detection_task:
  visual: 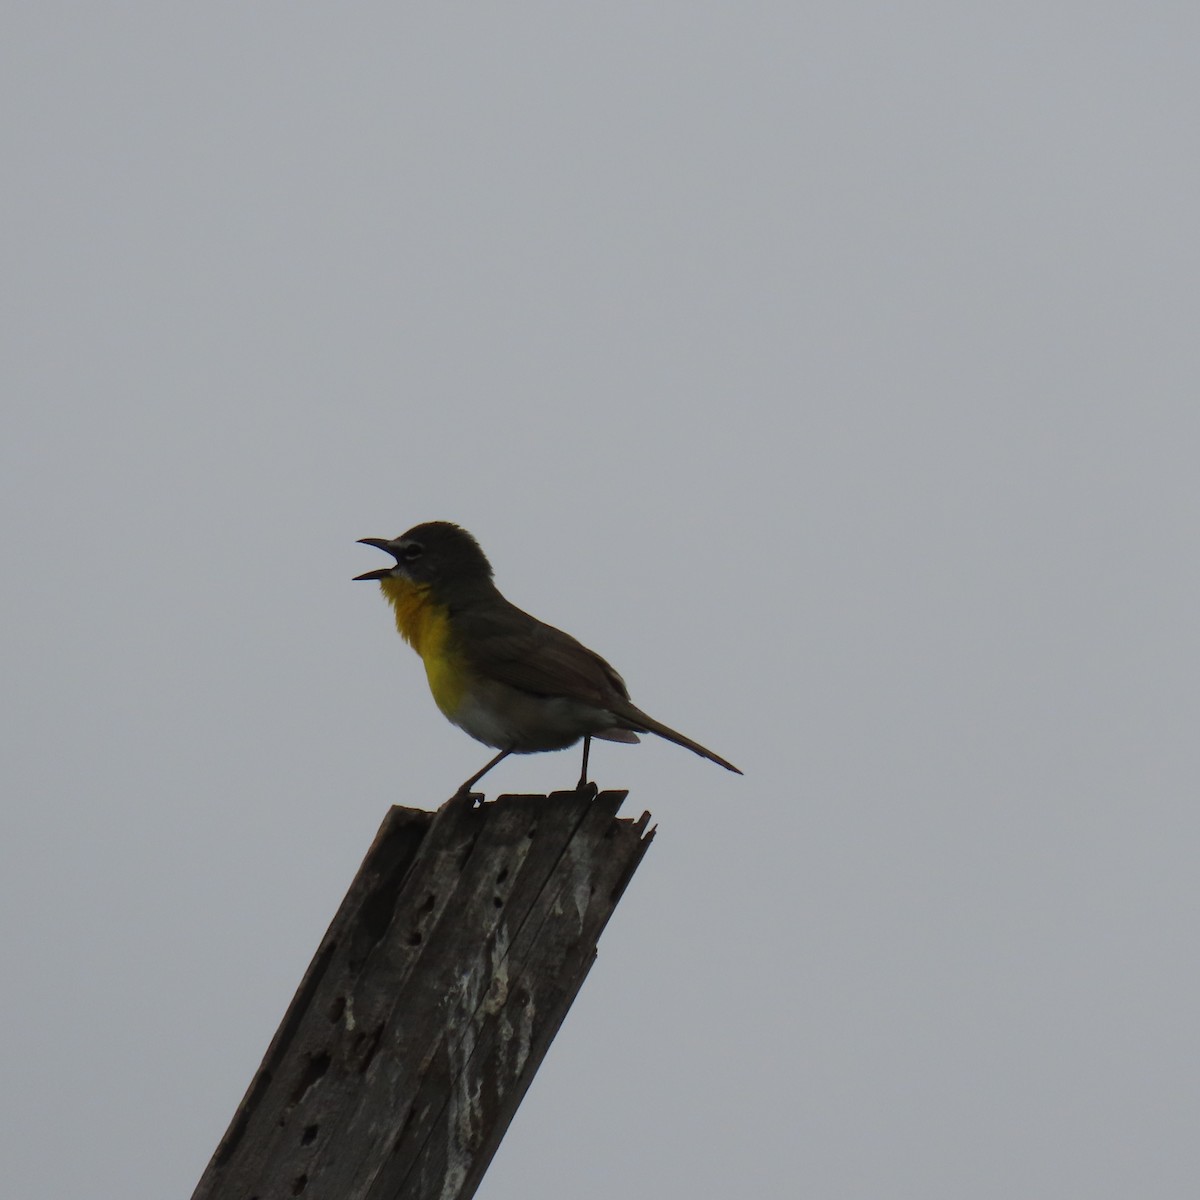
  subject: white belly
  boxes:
[450,680,618,752]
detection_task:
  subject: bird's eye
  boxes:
[400,542,423,561]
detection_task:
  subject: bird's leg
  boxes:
[454,748,513,799]
[577,735,592,792]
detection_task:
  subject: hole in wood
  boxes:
[288,1051,331,1107]
[301,1124,319,1146]
[356,1022,386,1074]
[418,893,436,914]
[492,895,503,909]
[291,1172,308,1195]
[408,930,422,946]
[526,823,538,838]
[327,996,345,1023]
[496,867,509,884]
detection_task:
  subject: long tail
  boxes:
[616,703,742,775]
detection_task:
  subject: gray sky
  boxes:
[5,5,1199,1197]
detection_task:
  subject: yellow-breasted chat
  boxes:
[354,521,742,796]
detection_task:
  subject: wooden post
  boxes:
[192,788,654,1200]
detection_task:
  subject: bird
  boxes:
[354,521,742,796]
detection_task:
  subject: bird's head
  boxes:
[354,521,494,596]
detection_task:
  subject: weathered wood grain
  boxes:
[191,789,654,1200]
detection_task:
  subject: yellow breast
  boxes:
[379,577,468,718]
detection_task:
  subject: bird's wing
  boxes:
[455,598,742,773]
[454,601,631,707]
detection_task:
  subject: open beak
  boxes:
[354,537,400,581]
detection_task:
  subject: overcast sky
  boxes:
[5,5,1200,1198]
